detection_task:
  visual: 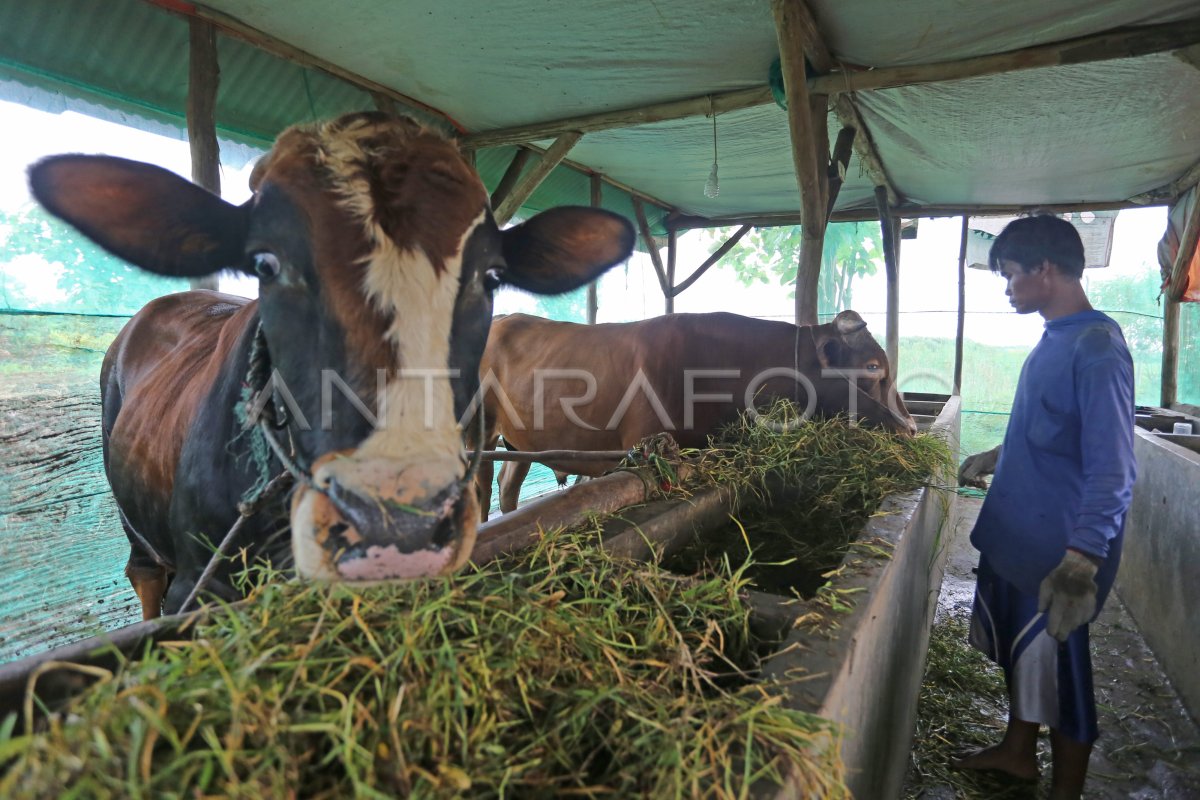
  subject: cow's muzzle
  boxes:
[290,454,478,581]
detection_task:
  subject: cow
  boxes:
[29,112,634,618]
[474,311,915,517]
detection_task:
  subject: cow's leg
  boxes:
[476,458,494,522]
[125,553,169,621]
[499,460,530,513]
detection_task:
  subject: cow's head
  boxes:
[812,310,916,435]
[29,112,634,582]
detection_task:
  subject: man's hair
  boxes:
[988,215,1086,279]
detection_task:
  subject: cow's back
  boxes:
[480,312,816,472]
[102,291,256,552]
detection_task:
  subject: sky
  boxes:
[1,97,1170,353]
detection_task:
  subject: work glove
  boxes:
[1038,549,1099,642]
[957,445,1001,489]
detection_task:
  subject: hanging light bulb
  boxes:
[703,103,719,198]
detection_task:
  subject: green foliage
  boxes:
[702,222,882,316]
[0,204,188,315]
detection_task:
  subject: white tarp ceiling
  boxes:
[162,0,1200,220]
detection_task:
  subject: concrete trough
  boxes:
[1117,412,1200,723]
[0,394,961,798]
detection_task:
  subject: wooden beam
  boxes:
[954,215,968,395]
[808,17,1200,95]
[876,186,900,372]
[587,174,601,324]
[669,199,1149,231]
[671,225,753,297]
[149,0,462,135]
[462,17,1200,156]
[633,197,671,299]
[493,132,582,225]
[489,148,536,210]
[825,126,856,218]
[773,0,830,326]
[1162,298,1180,408]
[831,96,900,206]
[187,18,220,291]
[462,86,772,150]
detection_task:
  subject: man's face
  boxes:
[998,258,1051,315]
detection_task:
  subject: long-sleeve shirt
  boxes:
[970,310,1137,608]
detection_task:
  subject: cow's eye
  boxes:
[866,363,881,373]
[253,252,281,281]
[483,267,504,292]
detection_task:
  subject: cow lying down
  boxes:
[474,311,916,517]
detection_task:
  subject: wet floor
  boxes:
[909,495,1200,799]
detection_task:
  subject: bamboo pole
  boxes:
[670,225,753,297]
[875,186,900,372]
[954,215,968,395]
[493,132,582,225]
[601,487,734,562]
[186,19,221,292]
[633,197,671,299]
[489,148,535,211]
[773,0,830,326]
[461,17,1200,151]
[587,173,602,324]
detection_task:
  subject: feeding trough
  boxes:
[0,394,959,797]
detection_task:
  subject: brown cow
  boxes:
[474,311,915,517]
[30,112,633,618]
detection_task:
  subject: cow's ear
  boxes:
[29,155,247,277]
[500,207,634,295]
[814,333,842,368]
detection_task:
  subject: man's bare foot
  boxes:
[952,744,1040,781]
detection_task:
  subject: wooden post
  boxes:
[1162,298,1180,408]
[875,186,900,373]
[954,215,968,396]
[187,19,221,291]
[826,126,856,218]
[587,174,601,324]
[666,228,677,314]
[772,0,831,326]
[670,224,752,296]
[489,148,535,211]
[493,131,582,226]
[633,197,671,303]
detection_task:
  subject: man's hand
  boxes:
[1038,549,1099,642]
[958,445,1001,489]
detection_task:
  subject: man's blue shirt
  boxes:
[970,310,1137,606]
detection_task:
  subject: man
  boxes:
[954,215,1137,800]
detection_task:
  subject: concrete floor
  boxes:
[919,495,1200,799]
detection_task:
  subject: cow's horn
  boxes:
[835,310,867,335]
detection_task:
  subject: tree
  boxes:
[701,222,882,318]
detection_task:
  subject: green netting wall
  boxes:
[1180,301,1200,409]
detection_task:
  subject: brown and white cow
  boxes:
[29,112,633,618]
[474,311,915,516]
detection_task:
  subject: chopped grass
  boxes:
[902,615,1042,799]
[1,526,847,799]
[674,403,954,596]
